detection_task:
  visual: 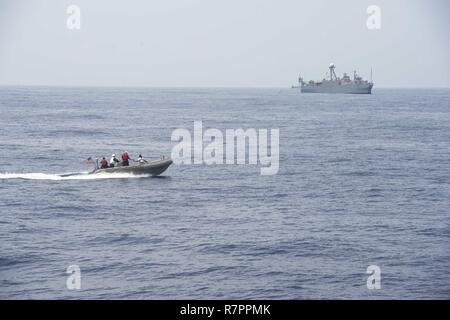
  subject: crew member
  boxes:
[137,154,147,164]
[100,157,109,169]
[110,154,120,168]
[121,151,130,166]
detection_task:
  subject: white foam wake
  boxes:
[0,172,150,181]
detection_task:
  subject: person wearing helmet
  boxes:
[109,154,120,168]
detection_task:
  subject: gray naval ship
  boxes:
[298,63,373,94]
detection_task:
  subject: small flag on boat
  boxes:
[84,157,93,164]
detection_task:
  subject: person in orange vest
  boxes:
[99,157,109,169]
[121,151,130,166]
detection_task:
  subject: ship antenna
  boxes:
[370,67,373,83]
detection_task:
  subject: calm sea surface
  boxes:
[0,87,449,299]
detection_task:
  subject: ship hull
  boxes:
[301,83,373,94]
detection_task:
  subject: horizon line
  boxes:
[0,84,450,90]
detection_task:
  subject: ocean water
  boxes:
[0,86,449,299]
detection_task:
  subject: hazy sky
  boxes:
[0,0,449,87]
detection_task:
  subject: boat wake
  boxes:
[0,172,151,181]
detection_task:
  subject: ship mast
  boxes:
[298,74,304,86]
[329,63,337,81]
